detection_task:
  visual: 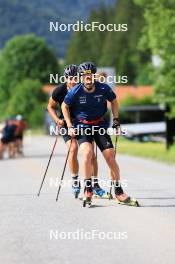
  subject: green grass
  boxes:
[115,137,175,164]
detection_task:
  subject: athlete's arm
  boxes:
[110,98,119,119]
[61,102,73,128]
[47,97,64,126]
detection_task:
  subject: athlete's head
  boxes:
[64,64,78,88]
[16,114,23,121]
[78,61,97,91]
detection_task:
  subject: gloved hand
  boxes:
[112,118,120,129]
[56,119,65,127]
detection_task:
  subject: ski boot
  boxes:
[72,176,81,199]
[114,182,140,207]
[83,179,93,207]
[116,193,140,207]
[93,186,112,199]
[92,178,112,199]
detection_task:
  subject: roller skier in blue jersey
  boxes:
[62,62,139,207]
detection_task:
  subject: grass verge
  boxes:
[115,137,175,164]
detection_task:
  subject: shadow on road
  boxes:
[0,154,66,161]
[88,204,109,208]
[138,197,175,200]
[142,204,175,207]
[0,193,54,197]
[138,196,175,207]
[21,154,66,159]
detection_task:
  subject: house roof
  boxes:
[43,85,57,95]
[115,85,154,103]
[43,84,154,104]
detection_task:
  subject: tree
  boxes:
[6,79,47,127]
[135,0,175,117]
[0,34,59,116]
[66,0,151,84]
[100,0,150,83]
[0,34,59,96]
[66,30,92,65]
[66,5,111,65]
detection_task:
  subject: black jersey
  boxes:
[51,83,74,119]
[52,83,67,106]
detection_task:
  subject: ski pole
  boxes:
[114,134,118,156]
[109,134,118,200]
[37,133,59,196]
[56,137,73,201]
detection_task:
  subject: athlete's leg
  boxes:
[16,138,23,155]
[62,128,80,196]
[66,138,79,176]
[0,141,5,159]
[8,142,15,158]
[79,141,94,202]
[94,132,131,202]
[80,142,93,179]
[102,148,120,181]
[91,142,98,177]
[103,150,128,201]
[77,133,95,201]
[65,138,80,197]
[94,131,119,181]
[91,142,108,197]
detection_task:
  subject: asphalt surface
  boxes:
[0,135,175,264]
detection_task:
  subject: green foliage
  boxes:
[66,0,151,84]
[121,95,154,107]
[28,103,46,128]
[66,5,112,64]
[134,0,175,117]
[6,79,47,127]
[0,34,59,123]
[135,63,154,85]
[0,34,59,96]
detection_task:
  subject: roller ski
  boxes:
[72,176,81,199]
[83,179,93,207]
[92,179,113,199]
[83,191,93,207]
[114,182,140,207]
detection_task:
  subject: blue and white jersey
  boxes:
[64,81,116,127]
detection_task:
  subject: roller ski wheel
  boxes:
[83,192,93,208]
[116,196,140,207]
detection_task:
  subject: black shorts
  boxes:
[60,125,71,143]
[1,137,14,144]
[15,135,23,140]
[76,128,113,152]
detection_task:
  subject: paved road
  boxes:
[0,135,175,264]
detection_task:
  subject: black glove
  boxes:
[112,118,120,129]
